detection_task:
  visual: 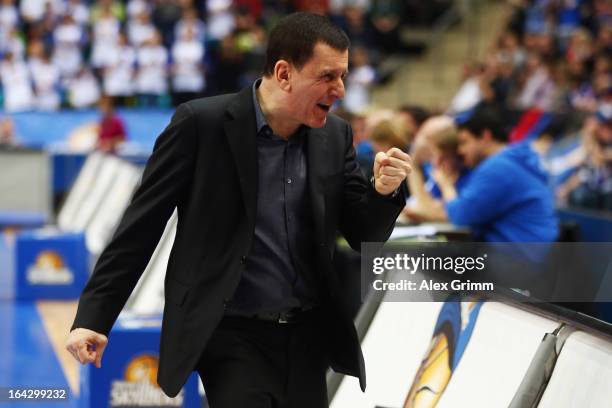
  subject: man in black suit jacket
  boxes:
[66,12,411,407]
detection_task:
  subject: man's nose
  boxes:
[331,78,345,99]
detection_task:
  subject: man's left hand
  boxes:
[373,148,412,196]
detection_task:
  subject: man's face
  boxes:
[287,42,348,128]
[457,129,485,168]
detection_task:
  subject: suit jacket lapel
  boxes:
[223,87,258,228]
[307,126,328,241]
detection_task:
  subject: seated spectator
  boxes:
[0,0,19,45]
[136,30,168,107]
[1,26,25,60]
[28,46,61,110]
[151,0,181,46]
[0,116,20,147]
[514,52,557,111]
[369,0,404,55]
[171,26,205,105]
[341,5,375,54]
[206,0,235,41]
[127,10,156,47]
[527,113,585,196]
[127,0,150,23]
[103,33,136,105]
[421,105,558,242]
[0,51,34,112]
[403,116,470,222]
[52,14,85,81]
[174,6,206,44]
[559,106,612,210]
[398,105,430,145]
[68,66,101,108]
[448,63,486,114]
[62,0,89,27]
[91,5,121,70]
[343,46,377,114]
[96,95,126,154]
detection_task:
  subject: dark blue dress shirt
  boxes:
[225,80,321,314]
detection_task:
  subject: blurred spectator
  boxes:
[369,0,404,55]
[103,33,136,104]
[496,31,526,70]
[171,26,205,105]
[233,7,266,86]
[343,46,376,113]
[404,116,470,222]
[206,0,236,41]
[151,0,182,44]
[20,0,62,27]
[91,4,121,69]
[128,10,156,47]
[67,66,101,108]
[448,63,485,114]
[398,105,430,146]
[52,14,85,81]
[29,44,60,110]
[559,106,612,210]
[62,0,89,27]
[175,6,206,44]
[96,95,126,153]
[207,31,244,95]
[0,116,20,147]
[127,0,150,22]
[431,105,558,242]
[1,27,25,60]
[515,52,557,111]
[0,51,34,112]
[341,5,375,52]
[0,0,19,41]
[334,108,372,176]
[136,30,169,107]
[562,56,597,112]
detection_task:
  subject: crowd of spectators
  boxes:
[0,0,424,112]
[2,1,610,219]
[446,0,611,212]
[347,0,611,227]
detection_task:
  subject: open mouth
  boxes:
[317,103,331,113]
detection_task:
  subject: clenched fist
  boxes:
[373,147,412,196]
[65,328,108,368]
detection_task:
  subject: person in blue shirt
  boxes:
[434,105,559,242]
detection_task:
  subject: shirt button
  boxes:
[287,178,292,184]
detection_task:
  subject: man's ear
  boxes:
[481,129,494,144]
[274,60,291,92]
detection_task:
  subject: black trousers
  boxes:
[196,311,330,408]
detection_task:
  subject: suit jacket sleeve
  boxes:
[71,103,197,335]
[338,122,405,251]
